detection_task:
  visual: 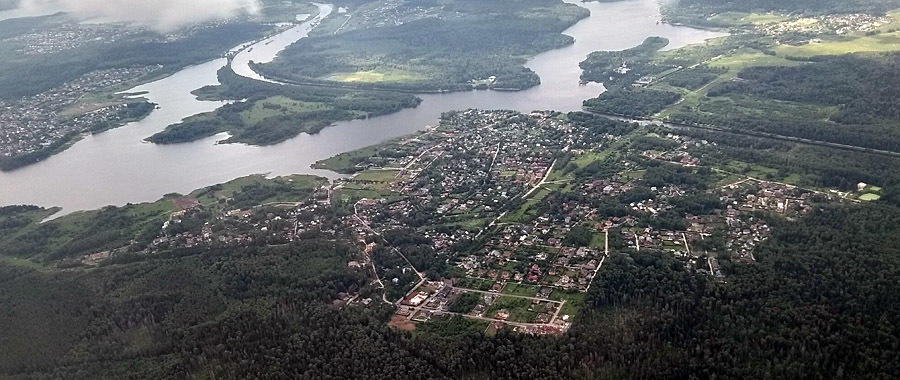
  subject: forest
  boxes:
[255,0,588,92]
[2,202,900,379]
[583,87,682,117]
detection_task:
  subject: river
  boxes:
[0,0,723,215]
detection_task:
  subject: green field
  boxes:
[551,290,586,319]
[193,174,324,207]
[327,69,426,83]
[860,193,882,201]
[240,96,333,125]
[344,169,400,194]
[774,32,900,57]
[707,11,790,26]
[256,0,319,23]
[501,283,541,298]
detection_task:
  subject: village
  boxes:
[328,110,848,334]
[0,65,160,160]
[66,109,849,335]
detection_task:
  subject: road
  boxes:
[523,158,558,198]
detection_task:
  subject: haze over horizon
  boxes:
[13,0,261,31]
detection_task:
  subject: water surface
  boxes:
[0,0,723,214]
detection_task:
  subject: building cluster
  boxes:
[0,66,159,158]
[135,187,338,255]
[395,281,570,335]
[12,23,147,55]
[10,18,245,56]
[342,0,445,32]
[758,13,891,40]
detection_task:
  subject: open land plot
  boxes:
[240,96,333,125]
[859,193,882,201]
[483,295,546,323]
[327,68,427,84]
[707,12,790,26]
[774,32,900,57]
[501,283,542,298]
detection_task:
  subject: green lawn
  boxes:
[501,283,541,298]
[707,11,789,27]
[346,169,401,193]
[551,291,586,320]
[859,193,882,201]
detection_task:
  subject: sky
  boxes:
[16,0,262,32]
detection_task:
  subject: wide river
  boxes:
[0,0,722,215]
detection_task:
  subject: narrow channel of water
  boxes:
[0,0,723,215]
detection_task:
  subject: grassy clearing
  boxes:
[327,68,426,84]
[551,290,586,319]
[660,51,802,114]
[774,32,900,57]
[0,256,46,270]
[345,169,400,194]
[859,193,882,201]
[257,0,318,23]
[697,96,837,122]
[455,277,496,291]
[506,187,551,222]
[707,12,789,26]
[309,13,352,36]
[193,174,324,207]
[240,96,332,125]
[334,188,384,203]
[314,145,383,174]
[724,160,778,179]
[501,283,541,297]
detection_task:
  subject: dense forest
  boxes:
[583,87,682,117]
[2,202,900,378]
[256,0,588,92]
